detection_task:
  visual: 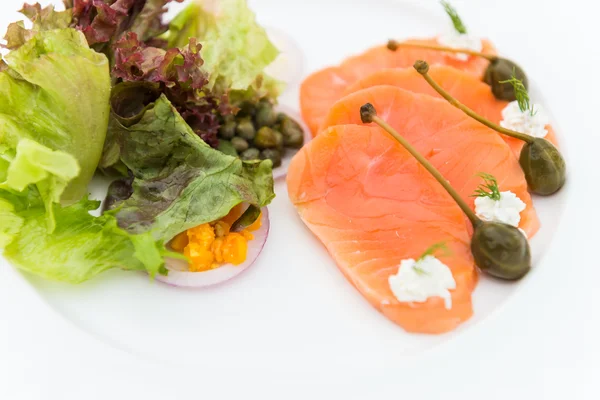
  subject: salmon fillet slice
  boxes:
[320,86,539,237]
[300,38,497,135]
[343,66,558,157]
[287,124,477,334]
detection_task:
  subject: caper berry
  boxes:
[236,118,256,141]
[218,120,237,140]
[471,221,531,280]
[361,101,533,282]
[231,137,249,153]
[484,58,528,102]
[217,140,238,157]
[240,148,260,161]
[414,60,566,197]
[260,148,282,168]
[254,127,279,149]
[519,138,566,195]
[255,102,277,128]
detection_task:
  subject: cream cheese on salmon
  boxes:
[388,255,456,309]
[474,191,526,227]
[500,101,550,138]
[437,31,482,61]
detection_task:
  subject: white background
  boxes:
[1,0,599,399]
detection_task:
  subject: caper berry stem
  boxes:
[387,39,497,61]
[413,60,534,144]
[360,103,480,227]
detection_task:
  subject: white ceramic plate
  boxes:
[1,0,598,399]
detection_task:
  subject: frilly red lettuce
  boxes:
[68,0,183,46]
[111,32,229,146]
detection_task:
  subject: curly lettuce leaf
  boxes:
[0,197,24,248]
[2,3,72,50]
[0,191,172,283]
[67,0,183,47]
[105,95,274,241]
[0,29,111,211]
[0,139,80,231]
[165,0,281,95]
[111,32,228,147]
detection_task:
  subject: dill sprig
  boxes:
[499,69,536,116]
[418,241,451,262]
[441,1,467,34]
[413,241,451,275]
[472,173,501,201]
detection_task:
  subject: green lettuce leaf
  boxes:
[165,0,281,96]
[0,139,80,231]
[0,190,172,284]
[0,197,24,248]
[105,95,275,241]
[0,28,111,211]
[2,3,73,50]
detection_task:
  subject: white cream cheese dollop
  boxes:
[474,191,526,227]
[388,255,456,310]
[500,101,550,138]
[437,31,482,61]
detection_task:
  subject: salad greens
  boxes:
[0,0,280,284]
[165,0,282,97]
[1,195,175,283]
[0,28,111,226]
[3,3,72,50]
[105,95,274,242]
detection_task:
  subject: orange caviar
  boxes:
[169,207,262,272]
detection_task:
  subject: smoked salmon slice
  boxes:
[343,66,558,157]
[320,86,539,238]
[300,38,496,135]
[287,124,477,334]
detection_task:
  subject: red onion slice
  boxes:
[273,105,312,180]
[156,207,270,288]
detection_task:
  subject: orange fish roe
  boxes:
[168,206,261,272]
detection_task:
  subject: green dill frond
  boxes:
[472,172,501,201]
[499,69,535,115]
[413,265,429,275]
[441,1,467,34]
[418,241,451,261]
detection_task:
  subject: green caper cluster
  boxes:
[217,100,305,168]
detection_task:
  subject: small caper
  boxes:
[218,120,237,140]
[284,130,304,149]
[276,112,287,123]
[280,117,303,137]
[260,148,282,168]
[484,58,528,101]
[217,140,238,157]
[471,221,531,280]
[240,148,260,161]
[255,101,277,128]
[274,130,284,148]
[254,127,279,149]
[236,118,256,141]
[237,101,256,118]
[222,113,235,123]
[231,137,249,153]
[519,138,566,195]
